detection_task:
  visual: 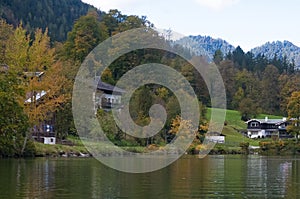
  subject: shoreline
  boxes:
[2,140,300,158]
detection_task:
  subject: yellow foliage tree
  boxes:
[287,91,300,143]
[5,24,70,138]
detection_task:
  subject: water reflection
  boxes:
[0,156,300,198]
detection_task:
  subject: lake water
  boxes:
[1,155,300,198]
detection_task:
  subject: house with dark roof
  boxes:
[245,117,293,139]
[94,77,125,111]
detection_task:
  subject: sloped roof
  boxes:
[25,90,47,103]
[245,118,288,125]
[24,71,44,78]
[95,77,125,94]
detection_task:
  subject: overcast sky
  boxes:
[81,0,300,52]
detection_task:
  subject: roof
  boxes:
[25,90,47,103]
[24,71,45,78]
[95,77,125,94]
[245,117,288,125]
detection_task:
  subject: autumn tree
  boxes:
[279,74,300,115]
[4,24,70,141]
[287,91,300,143]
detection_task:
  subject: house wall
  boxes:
[44,137,56,145]
[100,93,121,104]
[94,91,122,110]
[247,129,278,138]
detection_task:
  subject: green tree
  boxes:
[238,97,260,121]
[213,49,223,65]
[218,60,236,109]
[102,10,152,36]
[233,69,260,111]
[0,70,31,157]
[228,46,246,69]
[64,11,108,63]
[0,19,14,64]
[260,65,280,114]
[5,23,30,72]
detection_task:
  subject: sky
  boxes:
[81,0,300,52]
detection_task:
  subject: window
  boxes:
[250,122,259,127]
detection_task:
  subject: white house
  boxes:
[246,117,293,139]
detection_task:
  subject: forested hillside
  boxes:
[212,47,300,120]
[0,0,97,41]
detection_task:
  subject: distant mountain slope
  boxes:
[175,35,236,61]
[175,35,300,69]
[0,0,98,42]
[251,41,300,68]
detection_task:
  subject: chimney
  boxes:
[265,116,268,122]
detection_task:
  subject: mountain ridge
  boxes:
[174,34,300,68]
[251,40,300,67]
[175,35,235,61]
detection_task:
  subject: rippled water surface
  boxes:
[1,155,300,198]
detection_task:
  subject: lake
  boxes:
[1,155,300,198]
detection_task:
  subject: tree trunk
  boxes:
[21,134,28,156]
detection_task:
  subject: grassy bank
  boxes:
[34,142,89,157]
[34,136,149,157]
[32,109,293,157]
